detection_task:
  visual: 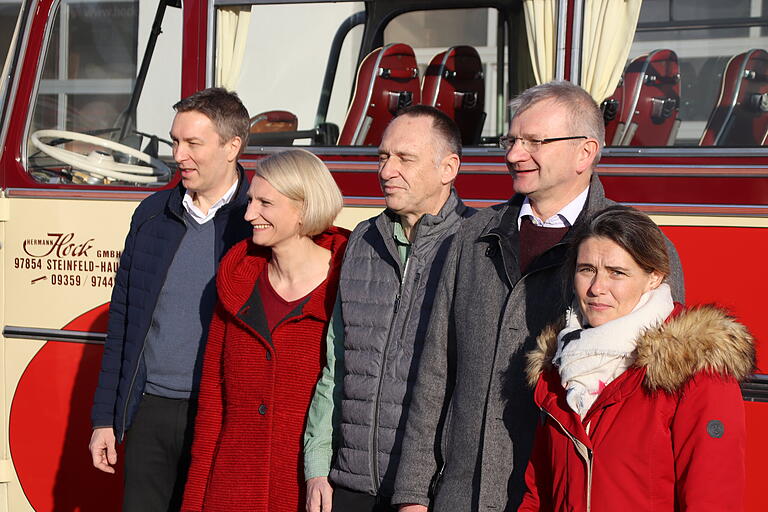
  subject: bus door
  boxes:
[0,0,181,510]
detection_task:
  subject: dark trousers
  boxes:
[332,486,398,512]
[123,394,196,512]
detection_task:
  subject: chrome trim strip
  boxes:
[243,145,768,158]
[570,0,583,85]
[555,0,568,80]
[742,374,768,403]
[3,325,106,344]
[6,187,155,200]
[601,146,768,157]
[207,0,215,88]
[22,0,62,171]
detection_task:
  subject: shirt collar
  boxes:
[518,185,589,229]
[182,179,239,224]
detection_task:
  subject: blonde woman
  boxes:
[182,149,348,512]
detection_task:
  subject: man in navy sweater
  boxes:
[89,88,252,512]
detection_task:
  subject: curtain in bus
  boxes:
[523,0,557,84]
[581,0,642,103]
[216,6,252,90]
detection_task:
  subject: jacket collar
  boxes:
[376,188,469,263]
[166,163,249,220]
[477,174,609,283]
[215,227,350,344]
[479,173,608,243]
[527,304,755,393]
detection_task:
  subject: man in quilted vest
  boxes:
[303,105,474,512]
[88,88,252,512]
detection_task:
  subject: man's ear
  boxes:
[226,136,243,162]
[575,138,600,175]
[439,153,460,185]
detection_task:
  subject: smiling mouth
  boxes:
[252,224,271,230]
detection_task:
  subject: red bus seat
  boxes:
[601,77,625,146]
[338,43,421,146]
[700,49,768,146]
[608,49,681,146]
[421,45,486,145]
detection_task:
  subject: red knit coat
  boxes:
[181,227,349,512]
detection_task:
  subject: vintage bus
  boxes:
[0,0,766,510]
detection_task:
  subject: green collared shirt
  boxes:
[303,219,410,480]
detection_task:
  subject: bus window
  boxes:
[382,8,506,146]
[1,1,22,70]
[599,0,768,147]
[229,1,364,148]
[24,0,182,186]
[1,1,22,112]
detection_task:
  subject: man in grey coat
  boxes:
[392,81,685,512]
[303,106,475,512]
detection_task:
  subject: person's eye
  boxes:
[610,269,627,277]
[577,266,595,274]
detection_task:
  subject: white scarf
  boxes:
[553,283,674,418]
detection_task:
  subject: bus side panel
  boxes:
[745,402,768,511]
[660,223,767,512]
[3,196,137,511]
[660,224,767,362]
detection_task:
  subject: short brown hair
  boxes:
[173,87,250,155]
[254,149,343,236]
[568,205,670,285]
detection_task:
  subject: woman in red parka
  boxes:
[181,149,349,512]
[519,205,755,512]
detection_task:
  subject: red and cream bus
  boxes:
[0,0,766,510]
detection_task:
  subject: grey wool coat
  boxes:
[391,175,684,512]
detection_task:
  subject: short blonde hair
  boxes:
[254,149,343,236]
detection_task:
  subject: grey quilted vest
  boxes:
[330,190,473,496]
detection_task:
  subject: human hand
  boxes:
[306,476,333,512]
[399,505,428,512]
[89,427,117,473]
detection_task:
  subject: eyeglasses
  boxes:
[499,135,588,153]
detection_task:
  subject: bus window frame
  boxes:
[594,9,768,155]
[16,0,179,191]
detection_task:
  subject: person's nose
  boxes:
[173,143,188,164]
[378,157,399,181]
[588,272,607,296]
[244,201,259,222]
[505,139,531,166]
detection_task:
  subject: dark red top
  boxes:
[518,216,569,274]
[257,269,311,333]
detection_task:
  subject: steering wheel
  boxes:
[30,129,171,184]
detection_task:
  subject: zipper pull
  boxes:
[394,295,400,313]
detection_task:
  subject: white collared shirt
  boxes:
[517,186,589,229]
[182,180,239,224]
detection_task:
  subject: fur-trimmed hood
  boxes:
[526,305,755,392]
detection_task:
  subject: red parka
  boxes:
[519,305,754,512]
[181,227,349,512]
